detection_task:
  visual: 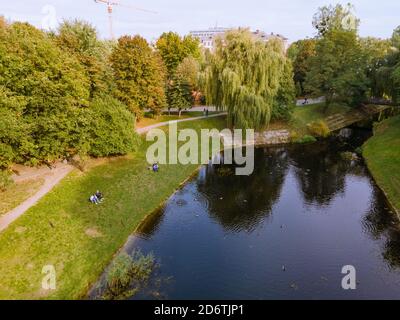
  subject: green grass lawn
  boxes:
[290,102,351,131]
[363,115,400,214]
[0,179,44,217]
[0,117,226,299]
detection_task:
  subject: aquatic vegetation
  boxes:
[295,135,317,144]
[103,250,155,300]
[307,120,330,138]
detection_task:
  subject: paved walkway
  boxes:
[0,113,227,233]
[136,112,227,134]
[296,97,325,106]
[0,163,73,233]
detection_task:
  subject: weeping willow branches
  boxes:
[200,29,294,129]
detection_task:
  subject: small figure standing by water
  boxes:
[152,162,159,172]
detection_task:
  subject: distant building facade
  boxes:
[189,27,231,50]
[189,27,289,51]
[252,30,289,50]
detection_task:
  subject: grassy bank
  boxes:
[262,102,350,136]
[290,102,350,133]
[0,117,226,299]
[363,115,400,214]
[0,179,44,217]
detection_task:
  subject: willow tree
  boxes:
[201,29,290,129]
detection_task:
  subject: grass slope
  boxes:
[363,115,400,214]
[0,179,44,217]
[0,117,226,299]
[291,103,351,131]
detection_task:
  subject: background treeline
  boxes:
[0,18,202,176]
[288,3,400,107]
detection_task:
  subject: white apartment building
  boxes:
[189,27,289,51]
[189,27,231,50]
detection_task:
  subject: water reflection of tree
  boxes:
[135,207,166,239]
[362,188,400,268]
[288,143,349,206]
[196,147,290,232]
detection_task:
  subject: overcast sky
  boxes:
[1,0,398,43]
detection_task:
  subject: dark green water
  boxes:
[94,128,400,299]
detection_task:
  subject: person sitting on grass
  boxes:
[95,190,104,201]
[89,194,100,205]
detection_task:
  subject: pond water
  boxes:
[94,128,400,300]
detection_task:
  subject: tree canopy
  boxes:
[56,19,115,97]
[156,32,201,77]
[0,20,138,170]
[289,39,317,96]
[305,29,368,107]
[392,26,400,49]
[312,3,359,37]
[201,29,295,129]
[110,35,167,118]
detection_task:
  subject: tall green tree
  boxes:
[56,20,114,97]
[305,29,368,108]
[166,56,200,115]
[312,3,360,37]
[392,26,400,49]
[272,60,296,121]
[201,29,293,129]
[175,56,200,90]
[360,37,393,99]
[0,22,91,165]
[110,35,167,119]
[156,32,200,77]
[289,39,316,96]
[373,33,400,103]
[167,77,193,114]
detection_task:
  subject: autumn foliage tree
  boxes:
[110,35,167,118]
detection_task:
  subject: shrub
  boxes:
[307,120,330,137]
[88,95,139,158]
[104,251,155,300]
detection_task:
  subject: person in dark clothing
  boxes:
[95,190,103,201]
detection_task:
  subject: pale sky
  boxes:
[1,0,398,43]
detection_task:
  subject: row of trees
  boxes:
[0,19,202,174]
[289,3,400,107]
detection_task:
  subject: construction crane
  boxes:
[94,0,157,39]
